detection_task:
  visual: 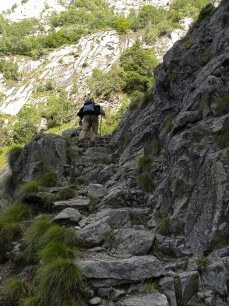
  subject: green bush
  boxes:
[103,231,117,249]
[14,244,39,266]
[138,173,155,192]
[21,296,41,306]
[112,17,131,34]
[36,258,84,305]
[0,278,33,304]
[162,113,175,133]
[0,60,19,81]
[42,92,75,128]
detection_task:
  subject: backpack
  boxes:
[83,104,95,114]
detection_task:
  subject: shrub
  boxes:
[0,277,33,304]
[21,296,41,306]
[138,173,155,192]
[157,215,171,236]
[7,145,23,169]
[58,187,76,200]
[137,155,152,172]
[36,258,84,305]
[38,224,78,248]
[0,60,19,81]
[112,17,131,34]
[19,181,40,195]
[14,244,38,266]
[38,241,75,263]
[37,172,59,187]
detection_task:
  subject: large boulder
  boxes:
[12,134,68,183]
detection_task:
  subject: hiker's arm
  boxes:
[77,108,83,125]
[100,106,105,117]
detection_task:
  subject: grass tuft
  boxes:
[36,258,84,305]
[88,195,100,213]
[38,241,75,263]
[214,120,229,149]
[213,233,229,249]
[103,231,117,249]
[38,224,78,248]
[21,296,41,306]
[7,146,23,169]
[138,173,155,192]
[58,187,77,200]
[137,155,152,172]
[196,256,209,269]
[37,172,59,187]
[144,281,159,293]
[0,277,33,304]
[24,215,52,247]
[19,181,40,195]
[157,215,171,236]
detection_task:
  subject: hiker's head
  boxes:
[84,98,94,105]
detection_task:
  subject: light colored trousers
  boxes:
[79,114,99,141]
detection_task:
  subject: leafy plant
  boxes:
[0,60,19,81]
[144,281,159,293]
[196,256,209,269]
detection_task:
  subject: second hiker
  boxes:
[77,98,105,142]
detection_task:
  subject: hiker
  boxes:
[77,98,105,142]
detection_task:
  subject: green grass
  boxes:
[0,277,33,304]
[19,181,41,195]
[13,244,39,266]
[150,138,161,155]
[21,296,42,306]
[157,215,171,236]
[162,113,175,133]
[36,258,84,306]
[103,231,117,249]
[38,224,78,248]
[144,281,159,293]
[24,215,52,247]
[137,155,152,172]
[196,256,209,269]
[37,172,59,187]
[38,241,75,263]
[0,203,30,247]
[58,187,77,200]
[213,233,229,249]
[138,173,155,192]
[217,93,229,115]
[88,195,100,213]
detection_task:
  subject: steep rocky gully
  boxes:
[0,1,228,306]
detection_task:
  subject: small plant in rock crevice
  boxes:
[162,113,175,133]
[37,172,59,187]
[157,215,171,236]
[58,187,77,200]
[138,173,155,192]
[196,256,210,270]
[88,195,100,213]
[137,155,152,172]
[103,231,118,249]
[214,120,229,149]
[144,280,159,293]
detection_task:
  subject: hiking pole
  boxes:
[100,115,102,138]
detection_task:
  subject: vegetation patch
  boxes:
[58,187,77,200]
[214,120,229,149]
[37,172,59,187]
[162,113,175,133]
[157,215,171,236]
[103,231,118,249]
[137,155,152,172]
[20,181,41,195]
[0,60,20,81]
[138,173,155,192]
[196,256,209,270]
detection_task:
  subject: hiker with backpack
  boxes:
[77,98,105,142]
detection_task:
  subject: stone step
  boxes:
[77,255,165,288]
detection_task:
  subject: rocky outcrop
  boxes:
[110,1,229,257]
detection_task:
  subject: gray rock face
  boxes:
[110,1,229,257]
[12,134,67,183]
[53,197,90,211]
[118,293,169,306]
[53,208,82,224]
[78,256,165,287]
[116,228,154,255]
[87,183,108,198]
[179,271,200,302]
[76,217,111,247]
